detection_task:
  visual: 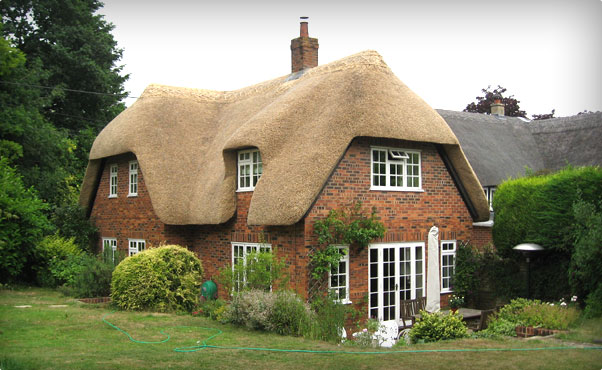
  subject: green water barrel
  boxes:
[201,280,217,300]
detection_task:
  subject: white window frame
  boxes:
[128,239,145,256]
[441,240,456,293]
[109,164,118,198]
[483,186,497,211]
[128,161,138,197]
[370,147,422,191]
[328,245,350,304]
[237,149,263,192]
[102,237,117,262]
[231,242,272,291]
[369,242,425,325]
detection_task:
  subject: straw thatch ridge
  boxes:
[80,50,490,225]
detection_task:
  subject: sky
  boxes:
[100,0,602,118]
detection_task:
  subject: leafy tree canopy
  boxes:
[464,85,527,118]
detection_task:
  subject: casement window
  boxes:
[128,161,138,196]
[128,239,145,256]
[102,238,117,262]
[109,164,118,198]
[237,149,263,191]
[483,186,497,211]
[329,246,350,304]
[371,147,422,191]
[441,241,456,293]
[231,242,272,292]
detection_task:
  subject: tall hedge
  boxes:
[492,166,602,300]
[111,245,203,312]
[493,166,602,256]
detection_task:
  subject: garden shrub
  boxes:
[35,233,82,287]
[484,298,580,336]
[269,290,311,336]
[111,245,203,312]
[0,158,51,282]
[301,293,349,342]
[66,253,115,298]
[217,249,288,293]
[196,299,228,322]
[225,289,276,330]
[409,311,468,343]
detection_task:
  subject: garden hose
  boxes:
[102,311,602,354]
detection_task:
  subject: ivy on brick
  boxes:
[310,202,385,281]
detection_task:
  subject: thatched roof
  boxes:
[438,110,544,186]
[529,112,602,170]
[439,110,602,187]
[80,50,489,225]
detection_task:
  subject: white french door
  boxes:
[369,242,425,325]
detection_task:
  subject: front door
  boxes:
[369,242,425,325]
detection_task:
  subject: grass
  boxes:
[1,287,601,369]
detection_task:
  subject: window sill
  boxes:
[370,187,424,192]
[336,299,353,305]
[236,189,255,193]
[127,194,138,198]
[108,195,117,199]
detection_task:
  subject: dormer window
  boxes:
[109,164,118,198]
[237,149,263,191]
[128,160,138,197]
[371,147,422,191]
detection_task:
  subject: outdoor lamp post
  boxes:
[513,243,544,299]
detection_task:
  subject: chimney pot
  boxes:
[300,17,309,37]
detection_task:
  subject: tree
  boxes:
[1,0,128,200]
[0,158,51,282]
[532,109,555,121]
[464,85,527,118]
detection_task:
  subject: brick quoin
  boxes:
[90,137,484,305]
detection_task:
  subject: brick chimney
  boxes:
[290,17,319,73]
[491,94,505,116]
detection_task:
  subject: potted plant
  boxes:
[449,294,464,313]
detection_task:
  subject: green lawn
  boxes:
[1,287,601,369]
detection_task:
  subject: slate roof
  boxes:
[438,110,602,187]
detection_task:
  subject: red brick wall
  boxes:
[304,137,476,309]
[90,152,305,299]
[471,226,494,249]
[90,138,479,306]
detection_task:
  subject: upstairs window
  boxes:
[109,164,118,198]
[441,241,456,293]
[237,149,263,191]
[129,161,138,196]
[371,147,422,191]
[128,239,145,256]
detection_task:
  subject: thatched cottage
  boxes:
[80,20,491,323]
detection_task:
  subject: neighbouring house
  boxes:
[440,108,602,245]
[79,20,491,325]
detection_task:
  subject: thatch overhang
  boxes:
[80,50,490,225]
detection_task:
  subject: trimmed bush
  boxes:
[409,311,468,343]
[492,166,602,301]
[111,245,203,312]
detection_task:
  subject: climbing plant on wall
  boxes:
[308,202,385,298]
